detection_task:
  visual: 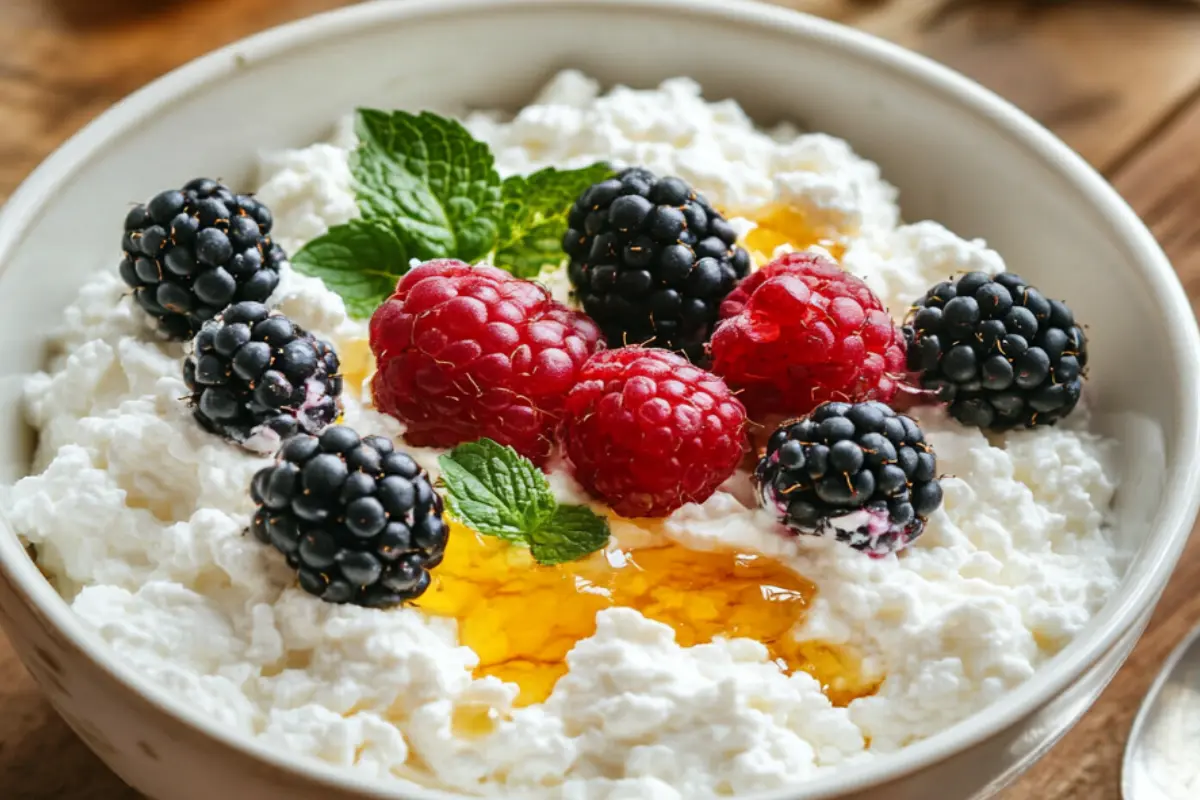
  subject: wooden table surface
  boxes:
[2,0,1199,797]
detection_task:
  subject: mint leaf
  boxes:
[529,505,610,566]
[437,437,610,564]
[494,164,611,278]
[437,439,556,543]
[352,109,503,262]
[294,111,604,318]
[290,219,411,318]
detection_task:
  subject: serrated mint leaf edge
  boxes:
[290,218,412,319]
[528,504,611,566]
[437,437,611,565]
[441,439,556,534]
[436,454,529,543]
[350,108,504,263]
[492,162,612,278]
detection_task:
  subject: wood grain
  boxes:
[1005,80,1200,800]
[854,0,1200,172]
[2,0,1198,798]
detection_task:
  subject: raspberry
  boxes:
[369,260,603,464]
[560,347,748,517]
[755,401,943,556]
[903,271,1087,430]
[250,425,446,607]
[709,252,906,420]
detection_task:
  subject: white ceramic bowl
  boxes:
[0,1,1197,798]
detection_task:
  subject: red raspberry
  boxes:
[561,347,748,517]
[369,260,603,464]
[709,252,905,420]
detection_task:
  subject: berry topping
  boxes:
[709,252,906,420]
[560,347,748,517]
[120,178,285,340]
[563,167,752,360]
[184,301,342,453]
[369,259,603,465]
[756,401,943,556]
[250,425,447,607]
[903,272,1087,430]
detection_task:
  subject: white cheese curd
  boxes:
[6,72,1123,798]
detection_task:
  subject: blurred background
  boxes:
[1,0,1198,798]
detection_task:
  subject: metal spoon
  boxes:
[1122,622,1200,799]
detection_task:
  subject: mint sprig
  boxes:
[292,108,609,317]
[352,110,502,262]
[437,438,609,566]
[495,164,614,278]
[289,219,411,318]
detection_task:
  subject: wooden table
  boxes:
[2,0,1198,797]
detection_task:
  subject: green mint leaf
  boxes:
[528,504,610,566]
[352,109,503,262]
[437,439,556,542]
[437,437,610,564]
[493,163,612,278]
[290,219,411,318]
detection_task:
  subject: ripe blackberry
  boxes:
[120,178,285,340]
[903,272,1087,430]
[250,425,447,607]
[184,301,342,453]
[755,401,943,556]
[563,167,752,361]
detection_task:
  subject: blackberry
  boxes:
[250,425,447,607]
[184,301,342,453]
[903,272,1087,430]
[755,401,943,556]
[563,167,752,361]
[120,178,285,340]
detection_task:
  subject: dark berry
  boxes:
[120,179,285,340]
[565,167,751,361]
[953,271,991,297]
[756,401,943,556]
[904,273,1086,430]
[249,426,446,607]
[184,303,342,452]
[382,451,420,480]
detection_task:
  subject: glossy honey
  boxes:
[739,203,847,265]
[418,522,879,707]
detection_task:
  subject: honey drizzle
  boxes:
[416,523,880,707]
[343,196,877,709]
[451,701,506,739]
[339,337,375,399]
[737,203,848,265]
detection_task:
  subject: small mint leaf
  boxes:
[437,439,556,542]
[528,505,610,566]
[290,219,410,318]
[494,163,612,278]
[352,109,503,262]
[437,437,610,565]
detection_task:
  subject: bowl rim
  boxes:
[1,0,1198,798]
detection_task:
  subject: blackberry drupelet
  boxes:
[903,271,1087,430]
[755,401,943,556]
[184,301,342,453]
[120,178,285,340]
[250,425,447,607]
[563,167,752,361]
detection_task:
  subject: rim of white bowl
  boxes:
[1,0,1197,798]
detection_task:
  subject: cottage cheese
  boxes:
[6,72,1121,798]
